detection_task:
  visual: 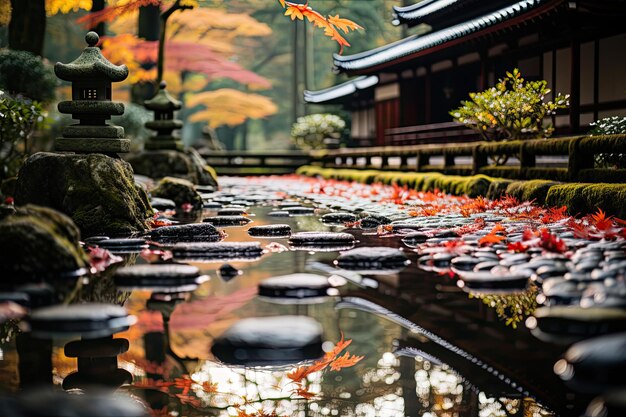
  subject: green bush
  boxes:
[451,68,569,141]
[486,179,514,200]
[0,49,57,103]
[0,91,45,180]
[545,183,626,218]
[588,118,626,168]
[291,114,345,151]
[505,180,558,205]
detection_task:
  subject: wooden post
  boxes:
[570,38,581,133]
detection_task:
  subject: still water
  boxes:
[0,177,589,417]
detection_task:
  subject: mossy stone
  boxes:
[14,152,153,236]
[126,148,217,186]
[505,180,559,205]
[545,183,626,217]
[0,204,90,278]
[150,176,202,209]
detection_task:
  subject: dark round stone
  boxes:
[321,212,358,224]
[218,263,241,281]
[96,238,148,252]
[451,256,481,272]
[247,224,291,238]
[558,332,626,393]
[499,253,530,267]
[172,241,263,261]
[211,315,324,366]
[401,232,430,247]
[203,201,223,209]
[83,236,109,244]
[289,232,355,246]
[268,211,289,217]
[217,208,247,216]
[391,223,422,233]
[1,389,148,417]
[285,206,315,216]
[29,303,135,339]
[432,253,454,268]
[150,197,176,210]
[473,260,500,271]
[542,278,583,305]
[335,247,409,273]
[360,215,391,229]
[458,271,528,292]
[114,264,205,290]
[150,223,222,242]
[259,273,331,299]
[203,216,252,226]
[529,306,626,344]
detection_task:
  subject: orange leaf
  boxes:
[293,384,317,399]
[328,14,363,33]
[478,233,505,246]
[329,352,364,371]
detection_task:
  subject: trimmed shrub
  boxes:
[505,180,558,205]
[0,50,56,103]
[486,179,515,200]
[546,183,626,218]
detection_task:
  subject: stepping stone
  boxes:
[195,185,216,193]
[528,306,626,344]
[359,215,391,229]
[473,260,500,271]
[289,232,355,251]
[203,216,252,226]
[259,273,331,299]
[285,206,315,216]
[203,201,223,209]
[247,224,291,238]
[278,201,302,208]
[451,256,481,272]
[335,247,409,274]
[2,389,148,417]
[432,253,454,268]
[29,303,135,339]
[321,212,358,224]
[391,223,423,232]
[268,210,289,217]
[150,197,176,210]
[149,223,222,243]
[457,271,528,292]
[211,315,324,366]
[114,264,207,291]
[401,232,430,247]
[541,278,584,305]
[172,242,263,261]
[557,332,626,393]
[217,208,247,216]
[218,263,241,281]
[83,236,109,245]
[96,238,148,252]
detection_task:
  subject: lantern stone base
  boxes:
[15,152,153,236]
[55,137,131,153]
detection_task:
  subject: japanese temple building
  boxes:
[304,0,626,147]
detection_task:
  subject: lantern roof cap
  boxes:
[55,32,129,82]
[144,81,182,111]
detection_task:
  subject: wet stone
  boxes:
[247,224,291,238]
[211,315,324,366]
[432,253,454,268]
[203,216,252,227]
[559,332,626,393]
[359,215,391,229]
[458,271,529,292]
[321,212,358,224]
[451,256,481,272]
[529,306,626,344]
[172,241,263,261]
[259,273,331,299]
[150,223,222,243]
[285,206,315,216]
[217,208,247,216]
[29,303,135,339]
[95,238,148,252]
[203,201,223,209]
[499,253,530,267]
[114,264,205,290]
[541,278,584,305]
[401,232,430,247]
[150,197,176,210]
[335,247,409,273]
[268,210,289,217]
[474,260,500,271]
[289,232,355,246]
[218,263,241,281]
[83,236,109,244]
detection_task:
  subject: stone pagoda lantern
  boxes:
[54,31,130,154]
[144,81,183,151]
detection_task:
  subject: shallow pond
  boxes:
[1,176,609,417]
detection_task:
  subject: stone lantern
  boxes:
[144,81,183,151]
[54,31,130,154]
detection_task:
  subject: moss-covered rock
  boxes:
[14,152,153,236]
[505,180,559,205]
[486,179,515,200]
[0,204,90,278]
[150,176,202,209]
[126,148,218,186]
[545,183,626,218]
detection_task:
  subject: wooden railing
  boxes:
[201,150,311,176]
[311,134,626,183]
[385,121,481,145]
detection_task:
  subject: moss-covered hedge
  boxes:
[546,183,626,218]
[505,180,559,205]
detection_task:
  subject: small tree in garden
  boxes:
[0,91,45,180]
[291,113,345,150]
[451,69,569,141]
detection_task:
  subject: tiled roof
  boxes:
[392,0,461,26]
[303,76,378,104]
[335,0,552,73]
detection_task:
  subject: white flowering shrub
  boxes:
[450,69,569,141]
[291,113,345,150]
[589,116,626,168]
